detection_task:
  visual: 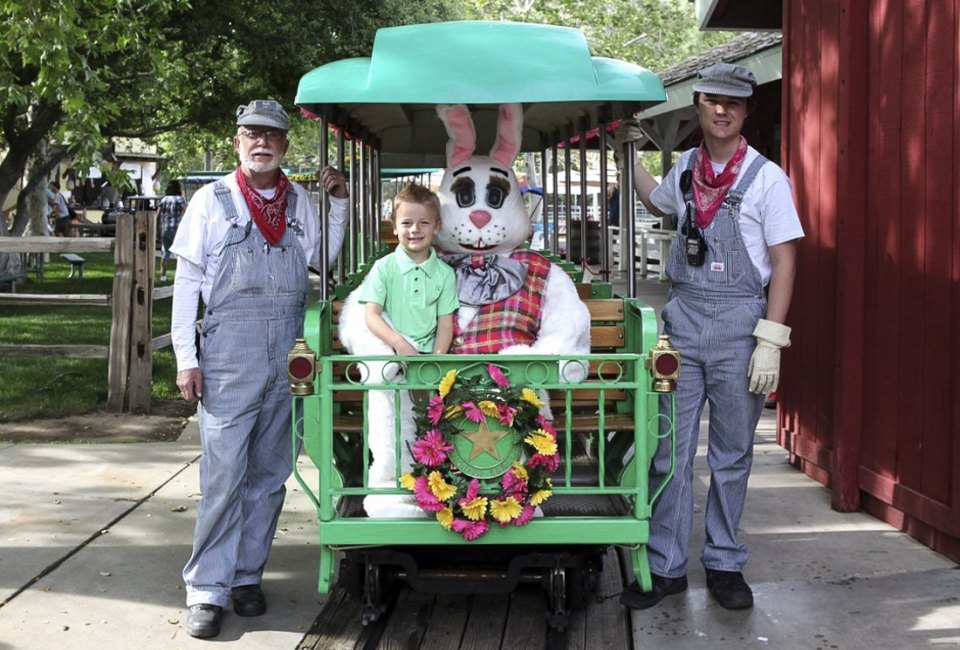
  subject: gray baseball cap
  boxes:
[692,63,757,98]
[236,99,290,130]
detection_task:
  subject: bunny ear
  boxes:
[489,103,523,168]
[437,104,476,168]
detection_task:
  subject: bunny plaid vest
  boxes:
[453,250,551,354]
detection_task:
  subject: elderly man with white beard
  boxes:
[170,99,348,639]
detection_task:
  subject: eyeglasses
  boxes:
[238,128,285,142]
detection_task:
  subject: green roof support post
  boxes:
[564,130,572,264]
[319,115,330,302]
[348,136,357,275]
[336,128,346,284]
[551,144,559,254]
[578,116,589,271]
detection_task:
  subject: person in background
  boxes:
[606,182,620,227]
[617,63,804,612]
[157,180,187,283]
[170,99,349,639]
[49,182,71,237]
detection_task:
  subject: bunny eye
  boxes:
[452,178,476,208]
[485,185,506,210]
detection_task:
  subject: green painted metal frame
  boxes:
[292,296,674,594]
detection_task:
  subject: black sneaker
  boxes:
[619,573,688,610]
[232,583,267,617]
[186,603,223,638]
[705,569,754,609]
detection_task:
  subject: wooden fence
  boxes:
[0,211,170,413]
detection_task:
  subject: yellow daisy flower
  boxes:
[490,496,522,523]
[511,462,528,482]
[444,405,463,419]
[521,388,544,408]
[399,473,416,491]
[461,496,489,521]
[529,489,552,506]
[438,370,458,398]
[478,400,500,418]
[436,506,454,531]
[428,471,457,501]
[525,429,558,456]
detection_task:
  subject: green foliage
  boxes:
[0,253,179,421]
[455,0,731,71]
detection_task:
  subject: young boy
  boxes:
[359,183,458,355]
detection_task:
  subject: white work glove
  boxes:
[747,319,791,395]
[612,117,643,170]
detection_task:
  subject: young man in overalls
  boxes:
[618,63,804,610]
[170,100,349,638]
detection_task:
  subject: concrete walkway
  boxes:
[1,276,958,649]
[0,422,325,648]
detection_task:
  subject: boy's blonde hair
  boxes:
[392,183,440,222]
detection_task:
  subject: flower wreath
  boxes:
[401,364,560,541]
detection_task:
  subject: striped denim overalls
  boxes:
[183,181,305,607]
[649,154,769,578]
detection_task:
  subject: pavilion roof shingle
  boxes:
[657,31,782,87]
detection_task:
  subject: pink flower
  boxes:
[487,364,510,388]
[427,395,444,425]
[412,429,453,467]
[513,504,536,526]
[457,478,482,506]
[501,467,527,497]
[462,401,484,423]
[536,415,557,438]
[452,518,490,541]
[497,403,517,427]
[414,476,446,512]
[528,453,560,473]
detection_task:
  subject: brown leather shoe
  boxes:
[232,584,267,617]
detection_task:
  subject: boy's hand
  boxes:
[392,339,418,357]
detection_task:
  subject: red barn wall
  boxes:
[780,0,960,561]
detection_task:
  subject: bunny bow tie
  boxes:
[442,253,528,306]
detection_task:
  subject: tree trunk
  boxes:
[12,141,67,236]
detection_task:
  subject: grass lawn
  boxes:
[0,252,181,421]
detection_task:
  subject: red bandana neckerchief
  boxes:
[235,167,290,245]
[691,136,748,228]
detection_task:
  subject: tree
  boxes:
[455,0,731,71]
[1,0,457,235]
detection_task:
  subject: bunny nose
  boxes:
[469,210,492,229]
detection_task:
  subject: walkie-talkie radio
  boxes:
[679,170,706,266]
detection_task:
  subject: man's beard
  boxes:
[242,149,281,173]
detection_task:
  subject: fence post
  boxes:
[127,210,155,413]
[107,215,134,412]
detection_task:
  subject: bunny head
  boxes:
[434,104,528,255]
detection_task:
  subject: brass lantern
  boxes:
[287,338,317,396]
[646,335,680,393]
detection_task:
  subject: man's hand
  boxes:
[747,319,791,394]
[613,117,644,150]
[177,368,203,402]
[319,166,348,199]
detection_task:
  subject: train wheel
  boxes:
[361,560,390,625]
[545,567,569,632]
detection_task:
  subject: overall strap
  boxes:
[285,185,297,221]
[682,148,697,203]
[725,155,769,209]
[212,179,241,227]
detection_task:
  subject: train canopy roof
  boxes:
[295,21,665,158]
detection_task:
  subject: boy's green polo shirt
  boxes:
[358,247,459,352]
